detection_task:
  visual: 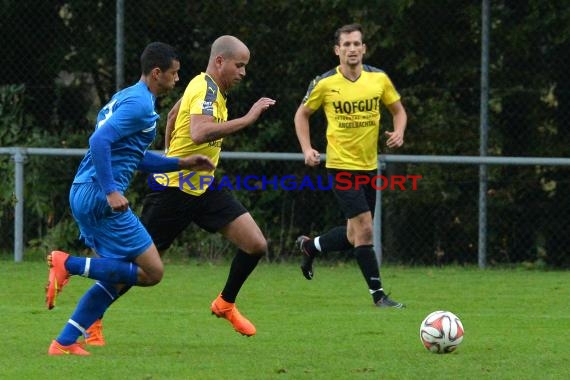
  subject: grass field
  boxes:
[0,260,568,380]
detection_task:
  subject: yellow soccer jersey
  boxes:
[302,65,401,170]
[163,72,227,195]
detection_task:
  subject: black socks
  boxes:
[221,250,261,303]
[353,245,384,302]
[319,226,352,253]
[305,226,352,256]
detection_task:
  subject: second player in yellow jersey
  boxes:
[294,23,407,309]
[302,65,401,170]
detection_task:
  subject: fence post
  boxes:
[13,148,25,262]
[116,0,125,91]
[374,159,382,267]
[478,0,490,269]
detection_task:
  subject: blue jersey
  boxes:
[73,81,159,193]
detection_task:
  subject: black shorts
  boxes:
[329,169,377,219]
[140,185,247,251]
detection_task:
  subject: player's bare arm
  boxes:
[384,100,407,148]
[190,97,276,144]
[164,99,181,151]
[294,104,321,167]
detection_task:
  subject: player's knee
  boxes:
[355,225,373,244]
[145,267,164,286]
[250,238,268,256]
[146,274,162,286]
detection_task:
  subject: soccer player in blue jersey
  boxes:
[46,42,215,356]
[78,36,274,346]
[294,24,407,308]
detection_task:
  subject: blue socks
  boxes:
[56,282,118,346]
[55,257,138,345]
[65,256,138,285]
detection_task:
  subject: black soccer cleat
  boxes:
[296,235,314,280]
[375,294,406,309]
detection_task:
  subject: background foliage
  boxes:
[1,1,569,266]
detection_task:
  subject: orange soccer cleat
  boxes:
[48,340,90,356]
[45,250,71,310]
[85,319,106,346]
[210,294,256,337]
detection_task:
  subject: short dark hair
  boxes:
[334,23,364,45]
[140,42,179,75]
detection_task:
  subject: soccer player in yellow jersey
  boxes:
[294,24,407,308]
[143,35,275,336]
[84,35,275,340]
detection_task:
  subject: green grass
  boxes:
[0,260,568,380]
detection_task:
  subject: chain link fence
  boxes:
[1,1,569,267]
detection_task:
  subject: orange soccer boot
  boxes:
[45,251,71,310]
[48,340,90,356]
[210,294,256,336]
[85,319,106,346]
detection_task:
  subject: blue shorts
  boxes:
[69,182,152,260]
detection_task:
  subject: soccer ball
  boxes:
[419,310,464,353]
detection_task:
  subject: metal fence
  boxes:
[2,147,570,268]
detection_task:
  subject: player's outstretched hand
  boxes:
[179,155,216,171]
[247,97,276,121]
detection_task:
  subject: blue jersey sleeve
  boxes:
[89,124,122,194]
[137,151,180,173]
